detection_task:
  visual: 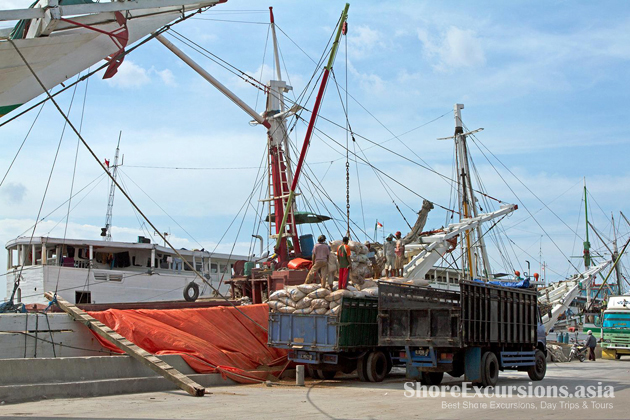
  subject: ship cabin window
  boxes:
[10,248,18,267]
[220,264,227,274]
[211,263,218,274]
[75,291,91,304]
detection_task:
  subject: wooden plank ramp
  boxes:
[44,292,205,397]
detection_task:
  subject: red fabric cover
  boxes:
[287,258,312,270]
[87,304,287,383]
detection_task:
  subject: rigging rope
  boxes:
[9,39,268,333]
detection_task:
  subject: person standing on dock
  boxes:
[586,330,597,361]
[395,231,405,277]
[337,237,352,289]
[384,235,396,278]
[305,235,330,288]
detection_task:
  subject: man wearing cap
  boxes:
[305,235,330,288]
[383,235,396,278]
[585,330,597,361]
[395,231,405,277]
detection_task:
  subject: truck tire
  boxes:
[357,355,369,382]
[527,349,547,381]
[318,370,336,380]
[481,351,499,387]
[421,372,444,386]
[366,350,388,382]
[615,354,622,360]
[307,365,322,379]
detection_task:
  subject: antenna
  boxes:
[101,131,122,241]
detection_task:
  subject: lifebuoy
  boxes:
[183,282,200,302]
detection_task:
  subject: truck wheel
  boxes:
[357,355,369,382]
[366,350,388,382]
[481,351,499,387]
[386,352,393,374]
[421,372,444,386]
[307,365,321,379]
[318,370,336,380]
[527,349,547,381]
[616,354,622,360]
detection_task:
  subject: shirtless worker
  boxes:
[305,235,331,289]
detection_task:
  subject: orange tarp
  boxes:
[87,304,288,383]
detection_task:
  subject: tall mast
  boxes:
[584,179,592,304]
[274,3,350,254]
[453,104,491,281]
[103,132,122,241]
[612,212,622,295]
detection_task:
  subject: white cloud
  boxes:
[153,68,176,87]
[418,26,486,71]
[104,61,177,89]
[348,25,386,59]
[0,182,26,203]
[105,60,151,89]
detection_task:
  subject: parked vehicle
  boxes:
[599,295,630,360]
[268,279,547,386]
[568,342,587,362]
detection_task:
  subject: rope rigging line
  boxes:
[297,113,456,214]
[55,72,89,294]
[0,7,208,129]
[0,102,45,187]
[467,129,581,239]
[9,39,268,333]
[465,131,581,274]
[254,23,271,111]
[285,137,348,239]
[309,110,501,206]
[9,69,82,303]
[18,173,107,238]
[117,169,204,250]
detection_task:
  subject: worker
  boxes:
[585,330,597,361]
[395,231,405,277]
[365,241,377,278]
[305,235,330,288]
[383,235,396,278]
[337,237,352,290]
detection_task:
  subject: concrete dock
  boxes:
[1,358,629,419]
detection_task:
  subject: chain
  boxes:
[346,158,350,237]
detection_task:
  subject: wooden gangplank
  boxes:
[44,292,205,397]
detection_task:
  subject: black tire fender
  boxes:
[183,282,200,302]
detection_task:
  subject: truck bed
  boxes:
[378,280,538,348]
[268,297,378,353]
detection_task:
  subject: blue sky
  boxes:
[2,0,630,299]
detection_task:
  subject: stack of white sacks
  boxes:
[267,280,379,316]
[329,239,371,286]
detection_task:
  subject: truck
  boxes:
[378,280,547,386]
[268,280,547,386]
[599,295,630,359]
